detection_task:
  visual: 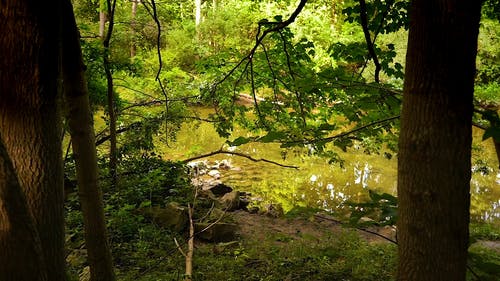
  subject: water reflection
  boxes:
[159,108,500,224]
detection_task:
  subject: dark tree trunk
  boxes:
[103,0,118,187]
[61,1,116,280]
[397,1,481,280]
[0,137,47,281]
[0,1,66,280]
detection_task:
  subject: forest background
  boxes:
[0,0,499,280]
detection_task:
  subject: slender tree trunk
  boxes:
[103,0,118,186]
[397,1,481,280]
[61,1,116,281]
[99,0,107,39]
[0,1,66,280]
[195,0,202,26]
[494,140,500,169]
[130,0,138,58]
[0,137,47,281]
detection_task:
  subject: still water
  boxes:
[158,108,500,224]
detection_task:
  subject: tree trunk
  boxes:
[195,0,202,26]
[99,0,107,39]
[103,0,118,186]
[0,137,47,281]
[0,1,66,280]
[494,140,500,169]
[61,1,116,281]
[397,1,481,280]
[130,0,138,58]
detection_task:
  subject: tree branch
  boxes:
[358,0,381,83]
[285,115,400,146]
[211,0,308,91]
[181,149,299,169]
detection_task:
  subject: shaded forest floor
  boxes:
[69,206,500,281]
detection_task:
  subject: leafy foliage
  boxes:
[348,190,398,227]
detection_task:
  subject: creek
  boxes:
[156,107,500,224]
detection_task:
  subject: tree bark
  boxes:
[130,0,138,58]
[99,0,107,39]
[0,137,47,281]
[195,0,202,26]
[0,1,66,280]
[397,1,481,280]
[103,0,118,186]
[61,1,116,281]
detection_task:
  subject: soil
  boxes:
[231,210,397,245]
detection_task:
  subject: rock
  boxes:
[208,183,233,196]
[207,207,226,221]
[219,191,240,211]
[139,202,188,232]
[187,160,209,177]
[208,169,221,179]
[199,189,217,200]
[216,159,232,170]
[472,240,500,253]
[247,206,259,214]
[200,178,222,190]
[195,222,238,242]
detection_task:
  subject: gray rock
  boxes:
[219,191,240,211]
[139,202,188,232]
[208,183,233,196]
[208,169,221,179]
[195,222,238,242]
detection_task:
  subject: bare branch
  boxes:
[285,115,400,146]
[358,0,381,83]
[173,238,187,258]
[182,149,299,169]
[314,214,397,244]
[212,0,308,91]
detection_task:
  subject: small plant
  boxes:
[348,190,398,227]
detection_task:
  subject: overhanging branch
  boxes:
[181,148,299,169]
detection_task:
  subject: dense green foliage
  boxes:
[65,0,500,279]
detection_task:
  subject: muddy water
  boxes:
[158,107,500,223]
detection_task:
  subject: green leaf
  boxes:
[317,123,337,131]
[227,136,252,146]
[258,131,287,143]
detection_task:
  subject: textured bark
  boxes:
[99,0,107,39]
[0,137,47,281]
[0,1,66,280]
[62,1,116,281]
[397,1,481,280]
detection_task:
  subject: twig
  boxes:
[278,30,307,127]
[173,237,187,258]
[181,148,299,169]
[284,115,400,146]
[314,214,397,244]
[185,203,194,281]
[195,206,229,236]
[211,0,308,91]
